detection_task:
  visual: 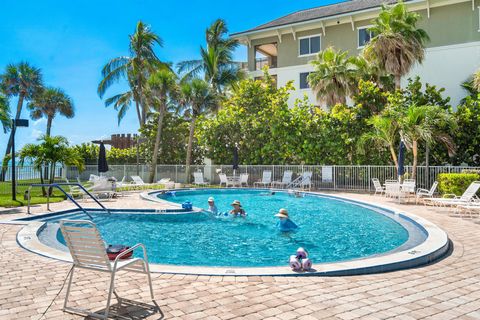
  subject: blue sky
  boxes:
[0,0,340,150]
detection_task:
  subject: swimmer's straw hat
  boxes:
[274,208,289,218]
[231,200,242,207]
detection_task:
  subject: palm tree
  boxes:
[359,115,399,167]
[177,19,243,96]
[180,79,217,182]
[0,62,43,180]
[308,47,360,107]
[20,135,84,195]
[363,2,429,90]
[473,69,480,92]
[399,104,455,180]
[0,94,10,133]
[98,21,167,126]
[145,70,178,183]
[27,87,74,137]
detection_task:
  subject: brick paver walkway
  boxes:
[1,192,480,319]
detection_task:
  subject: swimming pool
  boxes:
[24,188,439,271]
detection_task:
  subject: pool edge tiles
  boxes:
[13,189,450,276]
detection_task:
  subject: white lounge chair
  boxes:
[271,171,293,188]
[59,220,155,319]
[157,178,175,189]
[193,171,208,186]
[253,170,272,188]
[129,175,154,190]
[424,181,480,207]
[416,181,438,204]
[372,178,385,196]
[299,171,313,190]
[239,173,249,187]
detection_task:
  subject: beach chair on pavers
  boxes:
[59,220,155,319]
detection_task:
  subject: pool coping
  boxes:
[13,189,449,276]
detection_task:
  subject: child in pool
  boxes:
[229,200,247,217]
[275,208,298,232]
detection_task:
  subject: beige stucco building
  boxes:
[231,0,480,107]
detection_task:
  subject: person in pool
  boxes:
[275,208,298,232]
[207,197,218,215]
[229,200,247,217]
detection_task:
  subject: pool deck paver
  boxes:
[1,191,480,319]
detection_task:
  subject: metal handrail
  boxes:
[27,183,111,218]
[286,176,303,189]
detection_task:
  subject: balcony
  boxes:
[255,42,278,71]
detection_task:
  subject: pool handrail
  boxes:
[27,183,111,218]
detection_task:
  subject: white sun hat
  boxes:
[208,197,214,202]
[274,208,289,218]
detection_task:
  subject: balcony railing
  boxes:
[255,57,277,70]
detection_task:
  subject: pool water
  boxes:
[48,189,410,267]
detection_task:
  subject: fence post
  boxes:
[333,165,336,190]
[124,164,127,179]
[368,165,371,191]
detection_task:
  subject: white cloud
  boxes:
[32,118,47,127]
[30,128,43,140]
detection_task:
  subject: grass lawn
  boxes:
[0,178,66,207]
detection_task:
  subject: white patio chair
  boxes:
[59,220,155,319]
[193,171,208,186]
[299,171,313,190]
[372,178,385,196]
[253,170,272,188]
[219,173,228,187]
[239,173,249,187]
[424,181,480,207]
[384,180,399,198]
[271,171,293,188]
[416,181,438,204]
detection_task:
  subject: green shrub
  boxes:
[437,173,480,195]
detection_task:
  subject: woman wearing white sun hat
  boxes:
[207,197,218,215]
[275,208,298,232]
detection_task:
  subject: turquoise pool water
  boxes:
[44,189,411,267]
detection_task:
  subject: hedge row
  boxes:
[437,173,480,195]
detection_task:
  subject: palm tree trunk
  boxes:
[148,107,166,183]
[39,165,46,197]
[389,144,399,168]
[185,117,196,184]
[135,100,142,128]
[0,93,25,182]
[394,74,402,90]
[46,116,53,137]
[48,162,56,196]
[412,140,418,180]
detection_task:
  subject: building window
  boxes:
[299,35,321,56]
[254,43,278,70]
[299,72,311,89]
[358,27,373,48]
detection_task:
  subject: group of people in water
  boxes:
[206,197,298,232]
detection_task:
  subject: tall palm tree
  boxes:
[308,47,360,107]
[399,104,455,179]
[98,21,167,126]
[0,94,10,133]
[177,19,243,96]
[359,115,399,167]
[145,70,178,183]
[180,79,217,182]
[363,2,429,90]
[0,62,43,180]
[27,87,74,137]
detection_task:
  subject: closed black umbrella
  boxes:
[398,140,405,179]
[98,142,109,173]
[233,146,239,176]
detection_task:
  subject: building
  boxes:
[231,0,480,107]
[92,134,138,149]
